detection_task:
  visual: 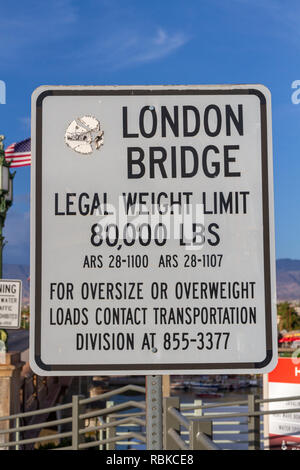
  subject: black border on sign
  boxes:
[34,88,273,372]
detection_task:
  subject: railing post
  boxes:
[99,401,114,450]
[189,420,213,450]
[72,395,84,450]
[106,401,116,450]
[163,396,180,450]
[248,394,260,450]
[15,417,20,450]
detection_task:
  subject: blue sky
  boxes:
[0,0,300,264]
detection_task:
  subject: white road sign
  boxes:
[30,85,277,375]
[0,279,22,329]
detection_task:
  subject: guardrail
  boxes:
[0,386,300,450]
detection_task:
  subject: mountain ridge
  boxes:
[2,259,300,305]
[275,258,300,301]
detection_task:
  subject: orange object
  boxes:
[269,357,300,384]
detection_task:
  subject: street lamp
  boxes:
[0,135,14,279]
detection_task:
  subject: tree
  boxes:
[277,302,300,331]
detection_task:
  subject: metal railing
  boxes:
[0,384,146,450]
[0,385,300,450]
[164,394,300,450]
[164,397,221,450]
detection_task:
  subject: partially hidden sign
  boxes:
[30,85,277,375]
[267,357,300,450]
[0,279,22,329]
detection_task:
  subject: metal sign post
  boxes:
[30,84,277,376]
[146,375,163,450]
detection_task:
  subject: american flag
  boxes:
[4,138,31,168]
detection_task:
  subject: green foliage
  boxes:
[21,306,30,329]
[277,302,300,331]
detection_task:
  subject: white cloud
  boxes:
[129,28,189,65]
[0,2,190,71]
[74,27,190,70]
